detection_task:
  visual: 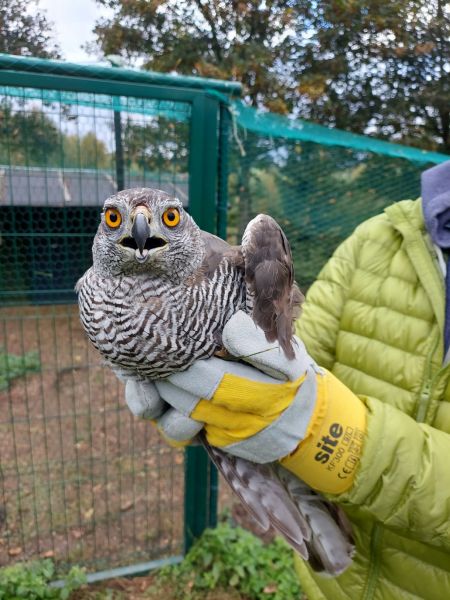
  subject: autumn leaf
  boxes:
[120,500,134,512]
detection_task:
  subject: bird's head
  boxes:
[92,188,203,281]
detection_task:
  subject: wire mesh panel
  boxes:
[0,304,184,572]
[227,125,444,289]
[0,87,190,304]
[0,85,191,573]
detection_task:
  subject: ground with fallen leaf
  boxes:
[0,305,185,570]
[71,575,246,599]
[0,304,236,574]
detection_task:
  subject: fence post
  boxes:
[183,93,221,551]
[217,104,231,240]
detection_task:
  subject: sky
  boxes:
[37,0,114,63]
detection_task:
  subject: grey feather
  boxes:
[242,215,303,359]
[204,438,354,576]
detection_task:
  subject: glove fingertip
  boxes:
[158,409,203,442]
[222,313,269,357]
[125,379,166,419]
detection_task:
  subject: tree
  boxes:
[92,0,450,152]
[122,117,189,174]
[0,0,60,58]
[92,0,299,114]
[293,0,450,152]
[63,132,110,169]
[0,105,60,166]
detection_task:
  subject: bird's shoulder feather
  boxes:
[185,231,243,285]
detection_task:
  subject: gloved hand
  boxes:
[122,378,202,447]
[125,311,367,494]
[124,309,316,450]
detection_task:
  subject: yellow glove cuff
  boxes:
[281,370,366,494]
[191,373,306,447]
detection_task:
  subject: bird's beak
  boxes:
[123,206,167,262]
[131,207,151,255]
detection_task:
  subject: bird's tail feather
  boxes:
[202,436,354,576]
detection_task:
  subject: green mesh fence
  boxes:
[0,55,448,581]
[227,101,448,288]
[0,57,234,578]
[0,85,191,574]
[0,87,189,305]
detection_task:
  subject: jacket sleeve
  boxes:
[296,224,450,552]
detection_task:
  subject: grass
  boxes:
[0,348,40,390]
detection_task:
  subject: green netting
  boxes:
[231,101,449,164]
[227,103,448,289]
[0,83,190,574]
[0,86,191,122]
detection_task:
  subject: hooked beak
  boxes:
[121,206,167,262]
[131,211,151,256]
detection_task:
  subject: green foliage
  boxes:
[92,0,299,114]
[0,349,41,390]
[294,0,450,152]
[62,133,111,170]
[0,102,187,174]
[0,103,112,170]
[122,118,189,174]
[0,105,60,167]
[228,132,426,288]
[159,523,301,600]
[92,0,450,152]
[0,559,86,599]
[0,0,60,58]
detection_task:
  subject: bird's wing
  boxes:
[199,230,243,279]
[199,225,354,575]
[276,464,355,576]
[203,437,354,576]
[241,215,303,359]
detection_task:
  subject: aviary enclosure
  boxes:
[0,53,444,579]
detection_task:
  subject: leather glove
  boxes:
[122,378,202,447]
[125,311,367,494]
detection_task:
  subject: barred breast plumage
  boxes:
[78,255,245,378]
[77,187,300,378]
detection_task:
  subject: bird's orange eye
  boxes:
[162,207,180,227]
[105,208,122,229]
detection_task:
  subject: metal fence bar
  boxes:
[217,104,231,240]
[51,554,184,588]
[183,93,221,552]
[0,54,242,96]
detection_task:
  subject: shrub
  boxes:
[0,559,86,599]
[160,522,302,600]
[0,349,40,390]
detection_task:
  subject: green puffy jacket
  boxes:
[295,198,450,600]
